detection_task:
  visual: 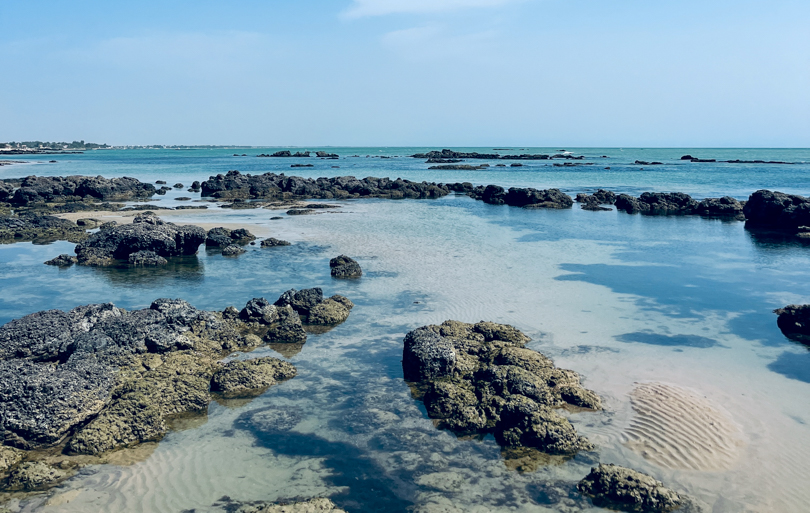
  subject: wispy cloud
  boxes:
[382,24,498,61]
[343,0,518,19]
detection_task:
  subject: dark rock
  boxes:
[156,180,167,185]
[45,254,77,266]
[206,227,256,247]
[173,183,184,189]
[264,306,307,344]
[286,209,314,215]
[774,304,810,343]
[291,164,314,168]
[2,175,155,206]
[330,255,362,278]
[426,158,463,163]
[199,170,449,201]
[695,196,744,218]
[743,190,810,230]
[76,218,102,228]
[261,238,291,247]
[634,160,663,165]
[74,215,206,266]
[239,298,279,324]
[0,213,88,244]
[578,464,685,512]
[510,163,523,167]
[615,192,699,215]
[274,288,324,317]
[403,321,599,456]
[176,197,191,201]
[428,165,488,170]
[316,151,339,158]
[221,244,245,256]
[128,250,168,266]
[680,155,694,160]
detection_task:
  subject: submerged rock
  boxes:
[577,464,686,513]
[261,237,291,247]
[6,461,67,491]
[222,244,246,256]
[403,321,600,456]
[74,214,206,266]
[45,254,78,266]
[774,304,810,343]
[330,255,362,278]
[128,250,168,266]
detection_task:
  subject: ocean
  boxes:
[1,148,809,512]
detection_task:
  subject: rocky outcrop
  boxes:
[261,237,291,247]
[74,214,206,266]
[6,461,67,491]
[128,250,168,266]
[205,227,256,247]
[412,149,577,161]
[403,321,600,456]
[199,170,449,201]
[210,497,347,513]
[45,254,78,266]
[615,192,744,218]
[0,175,156,206]
[330,255,362,278]
[0,296,305,489]
[222,244,246,256]
[0,213,88,244]
[774,304,810,343]
[211,357,297,396]
[468,185,574,209]
[743,190,810,230]
[578,464,686,512]
[576,190,616,205]
[238,298,307,344]
[274,288,354,326]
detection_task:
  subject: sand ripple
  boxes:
[623,382,744,471]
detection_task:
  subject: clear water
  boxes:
[1,150,809,512]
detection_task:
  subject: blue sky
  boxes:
[1,0,808,146]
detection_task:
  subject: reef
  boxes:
[402,320,600,456]
[199,170,449,200]
[330,255,362,278]
[578,464,691,513]
[72,214,206,266]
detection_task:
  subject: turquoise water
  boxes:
[1,151,810,512]
[3,147,810,198]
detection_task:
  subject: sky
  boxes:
[1,0,809,147]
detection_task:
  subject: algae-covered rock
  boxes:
[577,464,685,513]
[265,306,307,344]
[0,446,24,474]
[0,213,88,244]
[330,255,362,278]
[6,461,66,491]
[211,357,297,396]
[128,250,168,266]
[403,320,599,457]
[215,497,346,513]
[67,395,166,455]
[307,295,354,325]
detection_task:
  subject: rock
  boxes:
[0,298,296,462]
[403,321,599,456]
[286,209,314,215]
[261,237,291,247]
[176,197,191,201]
[173,183,184,189]
[2,175,156,206]
[316,151,339,158]
[743,190,810,230]
[577,464,685,513]
[330,255,362,278]
[128,250,168,266]
[428,164,489,170]
[75,215,206,265]
[695,196,744,218]
[240,298,280,324]
[774,304,810,343]
[0,446,24,474]
[211,357,297,396]
[7,462,66,491]
[468,186,573,209]
[579,196,613,211]
[206,227,256,247]
[222,244,246,256]
[307,295,354,325]
[274,288,324,317]
[0,213,88,244]
[76,218,102,228]
[222,306,240,319]
[99,221,117,230]
[45,254,78,266]
[264,306,307,344]
[593,189,617,204]
[156,180,167,185]
[199,170,449,201]
[615,192,698,215]
[230,498,346,513]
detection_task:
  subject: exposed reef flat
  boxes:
[402,320,600,457]
[200,171,449,200]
